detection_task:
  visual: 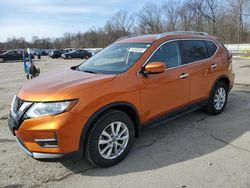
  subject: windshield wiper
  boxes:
[75,66,80,71]
[83,70,97,74]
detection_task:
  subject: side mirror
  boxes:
[144,62,166,74]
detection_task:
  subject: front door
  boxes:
[138,40,190,124]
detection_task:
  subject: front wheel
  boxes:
[85,110,135,167]
[0,58,4,63]
[205,81,228,115]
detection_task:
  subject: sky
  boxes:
[0,0,160,42]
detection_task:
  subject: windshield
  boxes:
[78,43,150,74]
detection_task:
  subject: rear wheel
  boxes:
[0,58,4,63]
[85,55,90,59]
[205,81,228,115]
[85,110,135,167]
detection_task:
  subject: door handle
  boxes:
[211,63,217,69]
[180,73,189,79]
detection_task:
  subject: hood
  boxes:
[18,68,116,101]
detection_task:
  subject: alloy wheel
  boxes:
[98,121,129,160]
[214,87,226,111]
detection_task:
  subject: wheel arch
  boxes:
[209,75,230,99]
[213,75,230,90]
[79,101,141,151]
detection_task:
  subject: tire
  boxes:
[205,81,228,115]
[85,110,135,168]
[85,55,90,59]
[0,58,4,63]
[68,56,72,59]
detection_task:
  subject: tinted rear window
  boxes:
[205,40,217,57]
[181,40,208,63]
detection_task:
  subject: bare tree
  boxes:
[188,0,218,35]
[105,10,134,40]
[1,1,250,50]
[178,0,195,31]
[228,0,250,43]
[162,0,181,31]
[137,2,164,33]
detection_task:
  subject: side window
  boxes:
[205,40,217,57]
[8,51,15,55]
[148,41,181,68]
[181,40,208,64]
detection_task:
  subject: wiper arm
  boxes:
[83,70,97,74]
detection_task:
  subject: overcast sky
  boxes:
[0,0,157,42]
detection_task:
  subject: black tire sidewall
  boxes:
[86,110,135,167]
[210,82,228,114]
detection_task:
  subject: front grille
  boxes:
[10,96,32,131]
[13,97,24,114]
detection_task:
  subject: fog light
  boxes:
[35,138,58,148]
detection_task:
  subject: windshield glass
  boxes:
[78,43,150,74]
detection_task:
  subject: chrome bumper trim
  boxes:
[15,137,65,159]
[33,152,65,159]
[16,137,33,157]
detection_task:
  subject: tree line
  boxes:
[1,0,250,50]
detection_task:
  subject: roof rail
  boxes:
[115,35,140,42]
[156,31,209,40]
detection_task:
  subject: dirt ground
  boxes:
[0,57,250,188]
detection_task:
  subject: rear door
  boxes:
[180,39,219,104]
[76,50,82,58]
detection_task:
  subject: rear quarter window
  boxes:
[181,40,208,64]
[205,40,218,57]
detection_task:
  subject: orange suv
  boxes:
[9,31,235,167]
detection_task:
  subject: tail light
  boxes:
[227,52,233,71]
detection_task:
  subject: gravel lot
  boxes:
[0,57,250,188]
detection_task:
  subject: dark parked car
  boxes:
[87,49,102,56]
[92,49,102,56]
[49,50,62,58]
[0,49,34,63]
[34,49,48,56]
[61,49,92,59]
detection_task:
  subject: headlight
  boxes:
[229,62,233,71]
[25,100,78,118]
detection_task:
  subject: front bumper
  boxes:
[8,110,88,157]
